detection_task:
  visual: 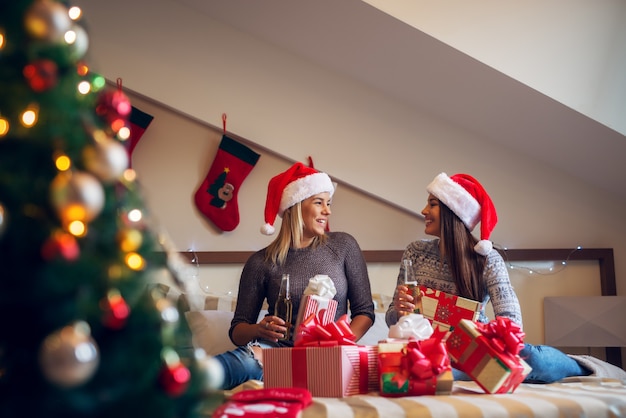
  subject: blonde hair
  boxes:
[264,201,327,266]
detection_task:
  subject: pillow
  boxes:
[185,309,270,357]
[372,293,393,313]
[185,310,238,356]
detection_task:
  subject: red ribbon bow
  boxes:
[391,338,451,390]
[294,312,356,347]
[476,316,525,355]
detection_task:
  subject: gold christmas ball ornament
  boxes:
[39,321,100,388]
[83,136,129,183]
[50,171,105,223]
[117,228,143,252]
[25,0,72,42]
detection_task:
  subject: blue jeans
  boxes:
[214,340,285,390]
[452,343,591,383]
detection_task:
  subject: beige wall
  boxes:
[76,0,625,363]
[131,93,607,359]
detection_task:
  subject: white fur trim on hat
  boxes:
[426,173,480,231]
[278,172,334,216]
[261,162,335,235]
[474,239,493,256]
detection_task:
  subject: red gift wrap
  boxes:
[378,338,453,397]
[415,286,482,339]
[446,317,531,394]
[294,294,338,333]
[265,313,377,397]
[263,345,378,397]
[294,313,356,347]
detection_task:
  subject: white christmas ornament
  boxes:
[39,321,100,387]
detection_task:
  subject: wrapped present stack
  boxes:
[264,275,378,397]
[264,314,378,397]
[294,274,338,331]
[446,317,531,394]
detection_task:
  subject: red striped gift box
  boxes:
[294,295,338,333]
[263,345,378,397]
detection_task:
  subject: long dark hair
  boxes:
[439,201,487,301]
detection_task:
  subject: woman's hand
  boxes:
[393,284,418,315]
[258,315,288,342]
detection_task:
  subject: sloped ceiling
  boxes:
[172,0,626,203]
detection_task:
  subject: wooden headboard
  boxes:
[180,247,620,367]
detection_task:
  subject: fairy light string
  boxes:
[495,245,583,276]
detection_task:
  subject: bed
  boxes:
[179,248,626,417]
[300,377,626,418]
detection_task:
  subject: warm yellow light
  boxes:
[0,32,5,50]
[125,252,145,271]
[55,155,71,171]
[76,63,89,76]
[0,117,9,137]
[64,30,77,45]
[68,220,86,237]
[21,108,38,127]
[78,80,91,94]
[120,230,143,252]
[68,6,82,20]
[127,209,143,223]
[64,204,87,222]
[117,126,130,140]
[123,169,137,182]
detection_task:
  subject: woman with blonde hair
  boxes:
[215,161,374,390]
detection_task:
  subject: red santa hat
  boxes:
[426,172,498,255]
[261,162,335,235]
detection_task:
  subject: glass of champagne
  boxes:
[402,259,422,315]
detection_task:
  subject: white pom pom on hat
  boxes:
[426,172,498,256]
[260,161,335,235]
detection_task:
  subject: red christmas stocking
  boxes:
[126,106,154,167]
[195,135,260,231]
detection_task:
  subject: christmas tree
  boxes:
[0,1,221,416]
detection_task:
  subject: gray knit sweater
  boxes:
[229,231,375,343]
[386,239,523,328]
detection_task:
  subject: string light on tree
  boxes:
[1,0,219,414]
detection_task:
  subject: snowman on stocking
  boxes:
[194,135,260,231]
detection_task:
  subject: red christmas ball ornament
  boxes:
[95,89,132,129]
[101,290,130,330]
[41,230,80,261]
[159,362,191,397]
[23,59,58,92]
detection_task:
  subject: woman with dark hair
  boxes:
[386,172,590,383]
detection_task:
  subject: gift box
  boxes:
[378,338,453,397]
[294,294,338,332]
[294,275,339,332]
[445,318,531,394]
[263,345,378,397]
[414,286,482,339]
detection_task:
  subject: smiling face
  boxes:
[300,192,332,246]
[421,194,441,237]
